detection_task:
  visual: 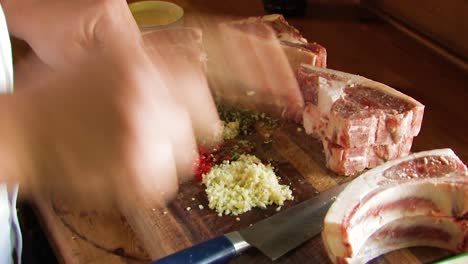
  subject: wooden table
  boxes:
[14,0,467,263]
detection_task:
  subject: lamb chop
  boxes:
[299,64,425,175]
[322,148,467,264]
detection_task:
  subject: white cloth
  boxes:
[0,3,22,264]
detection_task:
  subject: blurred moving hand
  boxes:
[142,28,221,146]
[1,0,301,209]
[0,0,221,209]
[3,48,201,209]
[2,0,141,68]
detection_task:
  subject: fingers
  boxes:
[155,102,198,184]
[122,130,179,205]
[11,55,185,209]
[12,50,54,91]
[123,54,201,188]
[8,2,210,208]
[143,28,222,146]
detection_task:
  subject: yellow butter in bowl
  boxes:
[129,1,184,30]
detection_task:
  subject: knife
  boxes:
[151,182,349,264]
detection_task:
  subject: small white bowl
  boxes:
[129,1,184,30]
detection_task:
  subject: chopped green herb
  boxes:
[217,103,278,136]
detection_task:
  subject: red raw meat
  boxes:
[322,149,468,264]
[299,64,424,175]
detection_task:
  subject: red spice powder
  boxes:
[193,141,253,182]
[194,146,214,182]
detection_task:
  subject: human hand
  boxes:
[5,44,219,209]
[2,0,141,68]
[142,27,220,145]
[3,24,222,257]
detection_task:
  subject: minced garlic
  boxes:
[202,154,293,216]
[222,120,240,140]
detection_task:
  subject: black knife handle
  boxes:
[150,235,237,264]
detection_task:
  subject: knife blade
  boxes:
[151,182,349,264]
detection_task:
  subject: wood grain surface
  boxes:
[20,0,467,263]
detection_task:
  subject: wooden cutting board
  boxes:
[29,0,467,263]
[35,121,454,264]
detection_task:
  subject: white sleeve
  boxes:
[0,2,22,264]
[0,3,12,94]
